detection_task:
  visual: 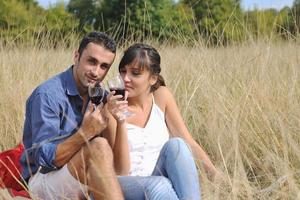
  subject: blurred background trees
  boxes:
[0,0,299,45]
[290,0,300,35]
[67,0,194,42]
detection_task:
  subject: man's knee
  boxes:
[89,137,110,150]
[68,137,113,183]
[87,137,113,161]
[74,137,113,166]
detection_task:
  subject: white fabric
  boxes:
[28,165,88,200]
[127,97,169,176]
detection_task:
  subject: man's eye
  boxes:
[89,59,97,65]
[100,65,109,70]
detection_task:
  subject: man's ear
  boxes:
[73,51,80,64]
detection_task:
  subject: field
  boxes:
[0,39,300,199]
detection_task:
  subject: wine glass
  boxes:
[107,75,133,117]
[88,81,105,106]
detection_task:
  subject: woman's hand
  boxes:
[106,91,128,122]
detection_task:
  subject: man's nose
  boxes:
[91,66,100,76]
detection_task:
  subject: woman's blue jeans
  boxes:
[118,137,201,200]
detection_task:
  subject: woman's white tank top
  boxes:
[126,97,169,176]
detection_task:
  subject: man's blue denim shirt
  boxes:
[20,66,84,180]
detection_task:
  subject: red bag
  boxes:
[0,143,30,198]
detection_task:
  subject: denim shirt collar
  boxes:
[64,66,79,96]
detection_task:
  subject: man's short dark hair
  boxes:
[78,32,116,58]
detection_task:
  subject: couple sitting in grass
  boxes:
[20,31,217,199]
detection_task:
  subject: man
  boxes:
[20,32,123,199]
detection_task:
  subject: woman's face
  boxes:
[120,61,157,98]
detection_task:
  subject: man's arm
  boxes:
[28,93,64,170]
[54,103,108,167]
[28,93,107,170]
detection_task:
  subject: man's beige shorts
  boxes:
[28,165,88,200]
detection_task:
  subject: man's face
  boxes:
[73,42,115,95]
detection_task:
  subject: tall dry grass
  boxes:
[0,39,300,199]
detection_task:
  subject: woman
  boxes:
[105,43,217,200]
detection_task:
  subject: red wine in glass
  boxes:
[109,87,125,100]
[89,82,104,105]
[90,95,103,105]
[108,75,133,117]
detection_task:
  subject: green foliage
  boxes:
[244,5,297,40]
[67,0,194,42]
[0,0,40,29]
[275,7,293,38]
[0,0,79,45]
[43,3,79,39]
[67,0,95,32]
[289,0,300,35]
[182,0,244,44]
[0,0,299,45]
[244,9,279,38]
[0,0,43,43]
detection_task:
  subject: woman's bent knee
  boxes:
[166,137,190,152]
[146,176,177,199]
[168,137,186,146]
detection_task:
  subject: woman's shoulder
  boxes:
[153,86,174,111]
[154,86,172,96]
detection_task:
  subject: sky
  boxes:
[37,0,294,10]
[241,0,293,10]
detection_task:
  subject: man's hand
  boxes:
[79,102,108,140]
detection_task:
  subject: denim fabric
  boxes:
[152,138,201,200]
[117,138,201,200]
[20,66,84,180]
[118,176,178,200]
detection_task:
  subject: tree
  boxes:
[67,0,194,42]
[290,0,300,34]
[67,0,95,31]
[182,0,244,44]
[244,9,280,38]
[44,2,79,39]
[276,7,292,38]
[0,0,79,45]
[0,0,38,29]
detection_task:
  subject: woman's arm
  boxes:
[112,120,130,175]
[154,86,217,178]
[102,92,130,175]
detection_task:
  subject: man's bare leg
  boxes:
[67,137,124,200]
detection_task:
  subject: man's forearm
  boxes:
[53,102,108,167]
[53,129,88,167]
